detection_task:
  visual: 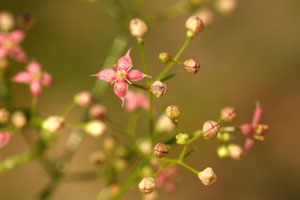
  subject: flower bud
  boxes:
[89,151,106,166]
[158,52,172,64]
[0,11,14,32]
[217,145,229,158]
[42,116,65,132]
[165,105,181,121]
[0,132,11,148]
[215,0,237,15]
[114,158,127,171]
[89,104,107,120]
[109,184,120,197]
[11,111,27,128]
[202,120,220,138]
[217,132,231,142]
[129,18,148,38]
[103,136,116,152]
[74,91,93,107]
[220,107,236,122]
[176,133,189,145]
[154,142,169,158]
[184,59,200,74]
[155,114,176,133]
[151,81,168,98]
[139,177,155,194]
[139,139,152,155]
[18,12,35,30]
[198,167,217,186]
[0,108,10,124]
[228,144,243,160]
[196,9,214,27]
[85,120,107,137]
[185,16,204,37]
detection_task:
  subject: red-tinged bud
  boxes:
[74,91,93,107]
[202,120,220,138]
[196,9,214,27]
[154,142,169,158]
[151,81,168,98]
[130,18,148,38]
[215,0,237,15]
[155,114,176,133]
[159,52,172,64]
[185,16,204,37]
[220,107,236,122]
[228,144,243,160]
[184,59,200,74]
[89,104,108,120]
[109,184,120,197]
[0,108,10,124]
[11,111,27,128]
[198,167,217,185]
[0,11,14,32]
[139,177,155,194]
[165,105,181,121]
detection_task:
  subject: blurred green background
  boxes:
[1,0,300,199]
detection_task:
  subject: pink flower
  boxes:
[12,60,52,98]
[125,90,149,112]
[240,101,269,152]
[156,166,179,194]
[0,132,11,148]
[92,49,150,106]
[0,30,27,62]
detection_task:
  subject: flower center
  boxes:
[117,70,127,80]
[5,40,15,49]
[33,72,42,80]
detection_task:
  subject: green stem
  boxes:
[188,130,203,144]
[156,36,192,80]
[179,144,188,161]
[127,110,140,142]
[61,100,76,117]
[31,97,37,116]
[178,161,199,175]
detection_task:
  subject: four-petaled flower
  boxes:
[92,49,150,106]
[125,90,149,112]
[12,60,52,98]
[0,30,27,62]
[240,101,269,152]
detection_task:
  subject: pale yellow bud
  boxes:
[85,120,107,137]
[198,167,217,185]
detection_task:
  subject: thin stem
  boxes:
[61,100,76,117]
[31,97,37,116]
[188,130,203,144]
[178,161,199,175]
[127,110,140,142]
[179,144,188,161]
[131,83,149,91]
[156,36,192,80]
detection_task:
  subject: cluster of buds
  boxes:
[151,81,168,98]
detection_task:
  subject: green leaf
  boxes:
[159,73,177,82]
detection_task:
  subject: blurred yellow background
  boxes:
[1,0,300,199]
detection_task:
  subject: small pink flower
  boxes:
[240,101,268,152]
[92,49,150,106]
[125,90,149,112]
[12,60,52,98]
[156,166,179,194]
[0,30,27,62]
[0,132,11,148]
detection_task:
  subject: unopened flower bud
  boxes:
[202,121,220,138]
[217,132,231,142]
[11,111,27,128]
[228,144,243,160]
[196,9,214,26]
[158,52,172,64]
[18,12,35,29]
[215,0,237,15]
[109,184,120,197]
[198,167,217,185]
[0,11,14,32]
[85,120,107,137]
[176,133,189,145]
[184,59,200,74]
[217,145,229,158]
[89,151,106,166]
[154,142,169,158]
[139,177,155,194]
[165,105,181,121]
[103,136,116,152]
[185,16,204,37]
[114,158,127,171]
[220,107,236,122]
[139,139,152,155]
[129,18,148,38]
[89,104,107,120]
[74,91,93,107]
[155,114,176,133]
[151,81,168,98]
[0,108,10,124]
[42,116,65,132]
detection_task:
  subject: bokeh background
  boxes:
[1,0,300,199]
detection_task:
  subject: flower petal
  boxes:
[30,81,42,98]
[0,132,11,148]
[240,123,253,136]
[243,138,255,153]
[252,101,262,128]
[12,71,31,83]
[27,60,41,73]
[127,69,150,82]
[42,72,53,86]
[117,49,132,71]
[9,30,25,44]
[94,69,117,82]
[125,91,139,112]
[0,47,7,59]
[0,34,6,44]
[9,46,27,62]
[114,80,128,106]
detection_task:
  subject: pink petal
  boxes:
[9,30,25,44]
[42,72,53,86]
[12,71,31,83]
[93,69,117,82]
[127,69,150,82]
[114,80,128,106]
[240,123,253,136]
[0,132,11,148]
[117,49,132,71]
[27,61,42,73]
[30,81,42,98]
[244,138,255,153]
[165,182,176,194]
[9,46,27,62]
[0,34,7,44]
[252,101,262,128]
[0,47,7,59]
[125,91,139,112]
